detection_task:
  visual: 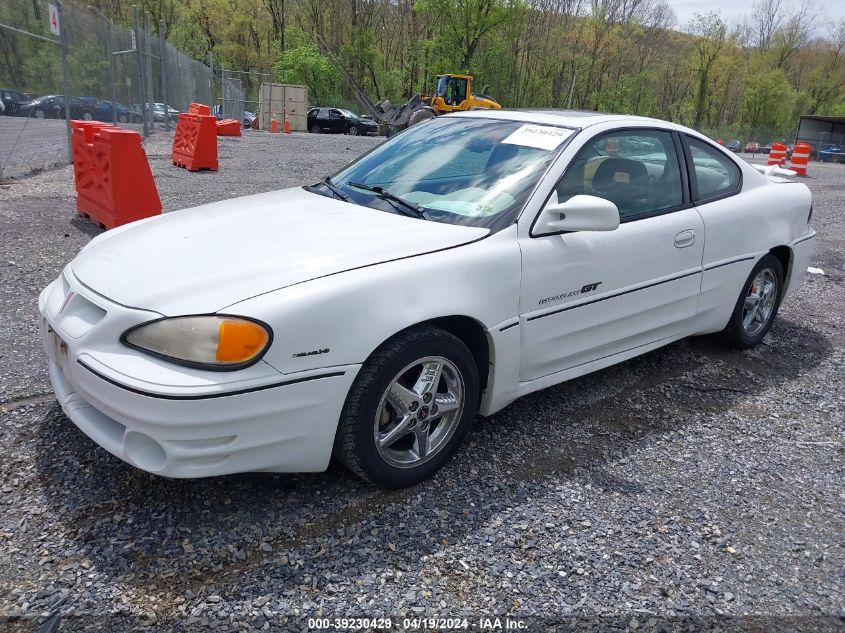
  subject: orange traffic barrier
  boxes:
[790,142,810,176]
[283,109,291,135]
[71,120,161,230]
[768,142,788,166]
[187,102,211,115]
[271,112,279,133]
[216,119,241,137]
[172,112,218,171]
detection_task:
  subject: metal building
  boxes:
[794,115,845,156]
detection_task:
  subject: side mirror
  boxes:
[535,194,620,234]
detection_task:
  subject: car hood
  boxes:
[71,187,489,315]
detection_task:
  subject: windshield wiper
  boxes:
[304,176,350,202]
[322,176,350,201]
[348,182,429,220]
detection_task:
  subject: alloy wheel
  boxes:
[742,268,777,337]
[373,356,464,468]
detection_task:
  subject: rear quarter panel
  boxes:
[693,173,812,334]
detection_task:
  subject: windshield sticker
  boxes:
[501,124,572,151]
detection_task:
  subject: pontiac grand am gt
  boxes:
[40,110,815,488]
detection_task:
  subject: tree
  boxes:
[687,12,727,128]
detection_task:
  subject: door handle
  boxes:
[674,229,696,248]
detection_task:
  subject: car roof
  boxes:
[447,108,670,130]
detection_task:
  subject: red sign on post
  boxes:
[48,3,60,36]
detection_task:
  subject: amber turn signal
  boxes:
[216,319,270,363]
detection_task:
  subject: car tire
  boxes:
[347,125,358,136]
[335,325,480,488]
[717,254,784,349]
[117,114,128,123]
[82,111,94,121]
[310,124,320,134]
[34,109,45,119]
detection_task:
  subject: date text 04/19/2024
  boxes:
[307,617,527,630]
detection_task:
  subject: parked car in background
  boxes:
[1,88,31,116]
[745,141,760,153]
[132,102,180,122]
[761,144,772,154]
[818,144,845,163]
[726,139,741,153]
[39,110,815,487]
[307,107,378,135]
[79,98,142,124]
[243,110,256,128]
[18,95,94,120]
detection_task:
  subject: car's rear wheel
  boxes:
[335,326,479,488]
[717,254,784,348]
[82,111,94,121]
[310,124,320,133]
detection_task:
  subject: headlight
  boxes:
[122,315,272,370]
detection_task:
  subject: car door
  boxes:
[518,128,704,382]
[680,135,753,330]
[329,109,344,133]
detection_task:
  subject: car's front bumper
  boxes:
[39,269,359,478]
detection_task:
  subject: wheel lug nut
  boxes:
[423,393,432,403]
[431,404,438,414]
[409,401,419,412]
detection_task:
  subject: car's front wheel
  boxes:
[117,114,128,123]
[718,254,784,348]
[335,325,479,488]
[347,125,358,136]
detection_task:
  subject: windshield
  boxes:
[329,117,573,230]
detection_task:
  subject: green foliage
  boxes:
[3,0,845,136]
[741,69,796,141]
[274,27,339,105]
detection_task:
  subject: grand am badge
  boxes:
[539,282,602,305]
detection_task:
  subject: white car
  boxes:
[39,110,815,488]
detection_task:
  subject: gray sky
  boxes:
[667,0,845,30]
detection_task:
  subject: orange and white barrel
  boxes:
[790,142,811,176]
[768,142,787,166]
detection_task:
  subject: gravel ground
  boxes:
[0,130,843,632]
[0,117,150,181]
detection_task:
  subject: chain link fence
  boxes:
[0,0,247,180]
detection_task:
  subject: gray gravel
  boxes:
[0,130,843,631]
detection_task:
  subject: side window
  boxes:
[685,137,741,200]
[329,109,342,119]
[554,130,683,220]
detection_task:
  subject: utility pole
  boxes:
[144,12,154,131]
[88,6,117,124]
[207,51,215,113]
[57,1,71,161]
[158,19,170,130]
[133,6,147,136]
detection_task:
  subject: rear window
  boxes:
[685,137,741,200]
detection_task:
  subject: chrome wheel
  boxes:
[348,125,358,136]
[742,268,777,337]
[373,356,464,468]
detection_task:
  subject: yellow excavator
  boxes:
[374,74,501,135]
[312,35,501,135]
